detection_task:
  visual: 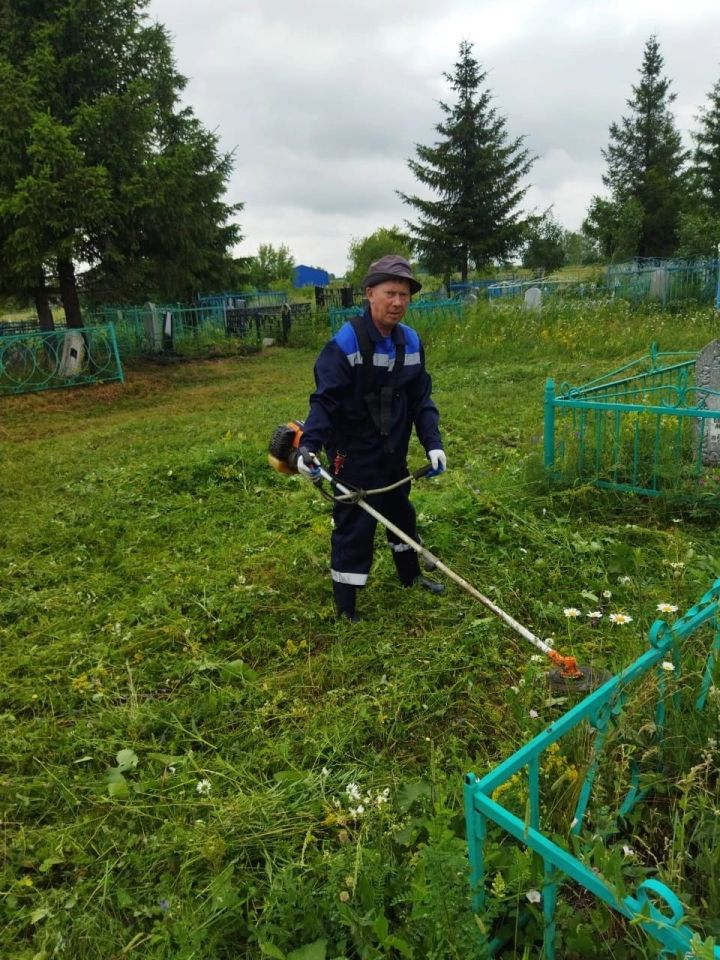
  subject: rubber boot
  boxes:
[393,548,445,594]
[333,581,360,622]
[393,547,421,587]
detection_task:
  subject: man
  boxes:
[298,254,447,621]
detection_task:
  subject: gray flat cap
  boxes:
[362,254,421,294]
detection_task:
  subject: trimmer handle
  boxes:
[411,463,433,480]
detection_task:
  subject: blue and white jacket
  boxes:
[302,309,442,480]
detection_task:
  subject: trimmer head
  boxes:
[547,665,613,694]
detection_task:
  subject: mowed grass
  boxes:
[3,301,720,958]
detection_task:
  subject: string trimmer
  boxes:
[269,421,610,694]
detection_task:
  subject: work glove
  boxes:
[426,449,447,478]
[297,450,321,480]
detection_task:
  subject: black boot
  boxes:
[333,581,360,622]
[392,547,422,587]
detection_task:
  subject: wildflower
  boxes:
[661,661,675,672]
[669,561,685,570]
[602,590,612,599]
[339,890,350,903]
[530,654,544,663]
[609,613,633,625]
[529,709,539,719]
[510,685,520,694]
[587,611,602,620]
[345,782,361,803]
[622,845,635,857]
[196,779,212,796]
[656,602,678,614]
[618,575,632,585]
[563,607,581,619]
[349,804,365,819]
[320,767,330,778]
[671,518,683,524]
[159,898,170,912]
[526,889,542,904]
[345,875,356,889]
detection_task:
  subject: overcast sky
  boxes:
[147,0,720,275]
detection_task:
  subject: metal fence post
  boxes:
[544,378,556,470]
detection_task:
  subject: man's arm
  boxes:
[409,342,443,453]
[301,340,353,454]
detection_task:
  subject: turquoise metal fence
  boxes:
[465,578,720,958]
[608,258,720,307]
[327,299,463,334]
[88,301,315,359]
[487,278,597,301]
[0,324,123,396]
[543,344,720,496]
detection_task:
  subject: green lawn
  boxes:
[3,302,720,958]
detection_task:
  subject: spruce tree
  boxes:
[676,76,720,258]
[585,35,688,259]
[399,41,534,281]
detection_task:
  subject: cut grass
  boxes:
[3,304,720,958]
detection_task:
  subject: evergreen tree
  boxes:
[0,0,242,323]
[398,41,534,281]
[676,74,720,258]
[584,35,688,259]
[693,75,720,216]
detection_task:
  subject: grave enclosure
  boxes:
[544,341,720,498]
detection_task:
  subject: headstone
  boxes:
[58,331,85,377]
[695,339,720,465]
[142,302,163,352]
[649,268,669,302]
[524,286,542,312]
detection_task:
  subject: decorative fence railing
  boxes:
[327,298,464,333]
[542,344,720,496]
[0,324,123,396]
[197,290,288,309]
[88,301,314,359]
[465,578,720,958]
[487,278,598,301]
[607,258,720,307]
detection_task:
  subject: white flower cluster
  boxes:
[343,781,391,819]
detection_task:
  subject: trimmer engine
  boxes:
[268,420,305,474]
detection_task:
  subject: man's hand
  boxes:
[297,451,321,479]
[426,449,447,478]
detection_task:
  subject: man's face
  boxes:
[366,280,411,329]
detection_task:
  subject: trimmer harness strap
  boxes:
[350,314,405,453]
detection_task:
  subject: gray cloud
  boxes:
[149,0,720,273]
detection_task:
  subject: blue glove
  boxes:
[426,449,447,478]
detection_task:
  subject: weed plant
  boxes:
[2,302,720,957]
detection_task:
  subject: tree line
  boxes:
[395,37,720,281]
[1,8,719,326]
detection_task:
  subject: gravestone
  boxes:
[695,339,720,465]
[649,267,669,302]
[524,286,542,312]
[142,302,163,352]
